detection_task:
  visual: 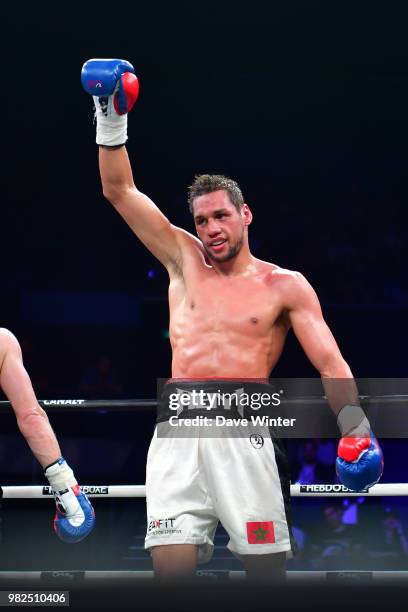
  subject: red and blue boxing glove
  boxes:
[81,58,140,146]
[53,484,95,544]
[335,404,384,491]
[45,458,95,543]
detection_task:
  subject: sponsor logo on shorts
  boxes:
[299,484,369,494]
[246,521,275,544]
[42,485,109,496]
[250,434,264,449]
[147,517,182,536]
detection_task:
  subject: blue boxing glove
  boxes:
[45,458,95,543]
[81,58,140,146]
[335,404,384,491]
[53,485,95,543]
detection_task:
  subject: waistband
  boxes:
[157,379,279,423]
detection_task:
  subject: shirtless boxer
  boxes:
[81,58,383,580]
[0,328,95,542]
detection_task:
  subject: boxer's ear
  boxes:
[242,203,253,226]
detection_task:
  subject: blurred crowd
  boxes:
[288,438,408,570]
[290,496,408,571]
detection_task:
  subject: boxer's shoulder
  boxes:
[174,226,204,253]
[171,226,207,272]
[0,328,20,351]
[253,262,316,312]
[254,260,303,289]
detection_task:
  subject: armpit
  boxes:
[276,309,291,331]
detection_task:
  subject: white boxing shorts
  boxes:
[144,380,296,564]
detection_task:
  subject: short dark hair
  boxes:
[187,174,244,213]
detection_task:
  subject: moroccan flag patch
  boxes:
[246,521,275,544]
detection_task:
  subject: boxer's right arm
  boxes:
[99,145,183,270]
[82,58,184,270]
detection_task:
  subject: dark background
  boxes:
[2,1,407,393]
[1,0,408,585]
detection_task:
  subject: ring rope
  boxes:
[0,570,406,582]
[1,395,407,411]
[1,483,407,499]
[1,396,406,581]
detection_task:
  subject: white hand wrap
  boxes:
[93,91,128,146]
[54,489,85,526]
[45,458,77,493]
[337,404,371,437]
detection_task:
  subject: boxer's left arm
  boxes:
[283,272,383,490]
[284,272,354,394]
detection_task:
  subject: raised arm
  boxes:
[99,144,182,269]
[82,58,186,270]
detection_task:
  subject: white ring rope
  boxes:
[1,482,407,499]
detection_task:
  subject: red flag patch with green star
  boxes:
[246,521,275,544]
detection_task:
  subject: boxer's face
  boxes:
[193,190,251,263]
